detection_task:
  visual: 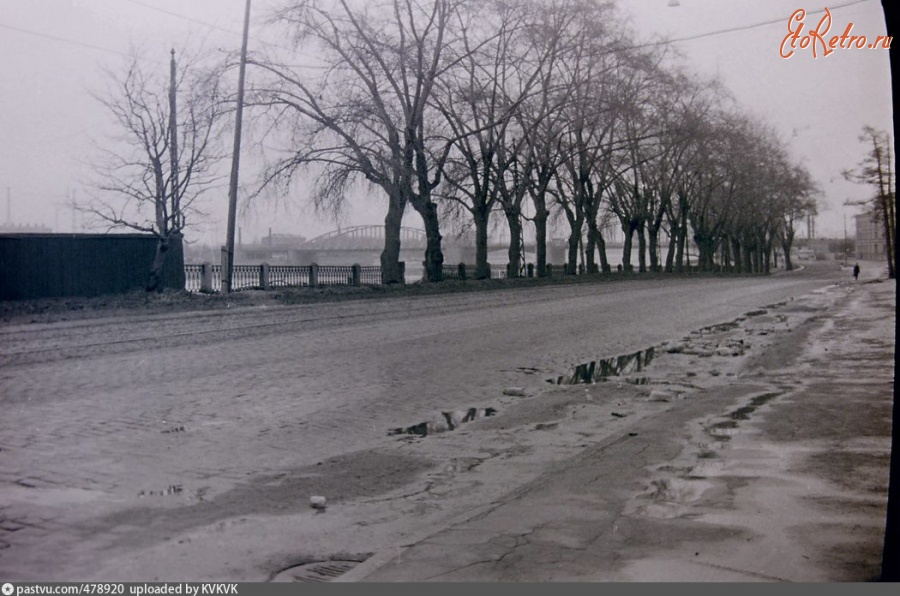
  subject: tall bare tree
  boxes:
[776,164,819,271]
[433,0,525,279]
[844,126,896,279]
[551,0,625,275]
[510,1,585,277]
[86,49,226,291]
[255,0,481,282]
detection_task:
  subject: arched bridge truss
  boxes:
[303,226,428,250]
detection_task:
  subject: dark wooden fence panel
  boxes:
[0,233,185,300]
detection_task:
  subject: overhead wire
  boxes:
[119,0,245,37]
[0,22,131,58]
[641,0,876,48]
[1,0,879,64]
[118,0,311,59]
[0,1,302,61]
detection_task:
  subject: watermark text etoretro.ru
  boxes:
[780,8,892,59]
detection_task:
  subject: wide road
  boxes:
[0,264,843,485]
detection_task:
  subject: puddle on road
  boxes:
[705,391,784,442]
[388,407,498,438]
[694,321,741,335]
[706,421,739,441]
[549,347,656,385]
[138,485,183,497]
[726,392,783,421]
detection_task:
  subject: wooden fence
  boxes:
[0,233,184,300]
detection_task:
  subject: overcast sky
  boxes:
[0,0,892,245]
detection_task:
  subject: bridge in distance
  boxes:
[237,225,584,267]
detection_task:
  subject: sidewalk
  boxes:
[347,274,896,582]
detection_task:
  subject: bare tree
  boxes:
[255,0,480,283]
[844,126,896,279]
[435,0,567,278]
[433,0,524,279]
[777,165,818,272]
[682,110,742,272]
[86,49,227,291]
[660,77,723,272]
[608,51,671,274]
[510,1,586,277]
[551,0,626,275]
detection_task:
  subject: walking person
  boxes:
[853,262,860,281]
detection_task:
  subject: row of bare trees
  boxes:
[86,0,818,286]
[248,0,818,282]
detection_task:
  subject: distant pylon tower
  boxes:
[807,214,816,239]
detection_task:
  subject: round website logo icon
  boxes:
[2,583,14,596]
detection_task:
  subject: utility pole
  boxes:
[223,0,251,293]
[169,48,179,235]
[843,214,848,266]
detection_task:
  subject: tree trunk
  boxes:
[675,199,688,272]
[146,236,170,292]
[506,208,523,278]
[584,224,597,273]
[695,234,716,272]
[637,223,648,273]
[530,178,552,278]
[594,225,611,273]
[473,207,490,280]
[732,238,743,274]
[412,199,444,282]
[694,232,705,271]
[675,223,685,273]
[585,216,610,273]
[380,194,405,284]
[648,222,661,272]
[622,222,635,272]
[881,197,896,278]
[664,228,676,273]
[565,213,584,276]
[782,239,794,271]
[533,197,549,278]
[566,231,580,275]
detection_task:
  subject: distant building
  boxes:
[794,237,842,261]
[237,232,309,264]
[855,212,887,260]
[0,223,53,234]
